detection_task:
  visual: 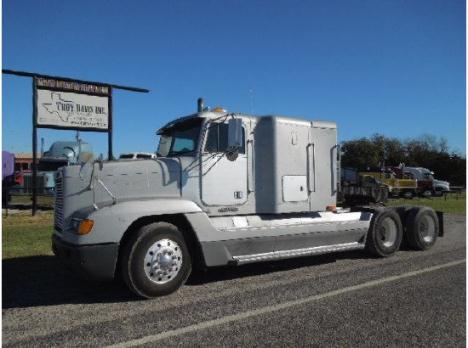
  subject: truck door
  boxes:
[200,121,248,206]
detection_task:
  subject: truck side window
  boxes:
[205,123,245,153]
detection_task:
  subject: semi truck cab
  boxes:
[52,100,442,298]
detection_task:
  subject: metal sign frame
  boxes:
[3,69,149,215]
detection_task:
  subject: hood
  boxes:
[96,158,181,203]
[433,179,450,191]
[433,179,449,186]
[57,158,181,229]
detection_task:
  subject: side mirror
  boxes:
[227,118,243,161]
[98,153,104,170]
[227,118,243,151]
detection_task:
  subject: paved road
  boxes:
[3,214,465,347]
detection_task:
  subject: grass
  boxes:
[8,194,54,208]
[386,192,466,214]
[2,211,54,259]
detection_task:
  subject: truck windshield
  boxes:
[119,154,134,159]
[157,118,202,157]
[38,160,68,171]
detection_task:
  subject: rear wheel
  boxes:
[366,209,403,257]
[402,190,414,199]
[121,222,192,298]
[405,207,438,250]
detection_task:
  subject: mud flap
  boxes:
[436,211,444,237]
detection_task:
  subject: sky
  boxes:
[2,0,466,157]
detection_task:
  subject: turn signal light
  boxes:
[78,219,94,235]
[326,205,337,213]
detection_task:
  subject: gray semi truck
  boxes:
[12,140,93,196]
[52,100,443,298]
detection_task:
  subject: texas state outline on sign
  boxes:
[41,92,74,122]
[37,89,109,129]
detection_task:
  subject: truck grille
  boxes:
[22,173,46,194]
[54,170,64,231]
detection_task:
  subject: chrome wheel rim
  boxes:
[379,217,398,248]
[144,239,183,284]
[419,214,436,243]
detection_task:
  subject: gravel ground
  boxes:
[2,214,465,347]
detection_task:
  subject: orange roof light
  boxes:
[212,106,227,113]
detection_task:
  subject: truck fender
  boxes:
[79,199,204,245]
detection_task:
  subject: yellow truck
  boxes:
[360,171,417,198]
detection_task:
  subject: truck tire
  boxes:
[422,190,432,198]
[121,222,192,298]
[394,205,413,225]
[405,207,438,251]
[366,209,403,257]
[402,190,414,199]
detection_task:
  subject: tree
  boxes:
[341,134,466,186]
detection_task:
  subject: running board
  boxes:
[232,242,365,265]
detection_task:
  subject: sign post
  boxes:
[32,78,38,214]
[3,69,149,215]
[108,87,113,160]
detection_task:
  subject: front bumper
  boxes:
[52,234,119,281]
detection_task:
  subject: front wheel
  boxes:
[402,190,414,199]
[422,190,432,198]
[121,222,192,298]
[366,209,403,257]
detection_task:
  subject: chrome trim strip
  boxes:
[233,242,364,265]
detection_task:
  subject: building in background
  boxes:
[14,153,41,171]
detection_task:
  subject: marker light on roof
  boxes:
[212,107,227,113]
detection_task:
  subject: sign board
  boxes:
[35,77,111,131]
[3,68,148,216]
